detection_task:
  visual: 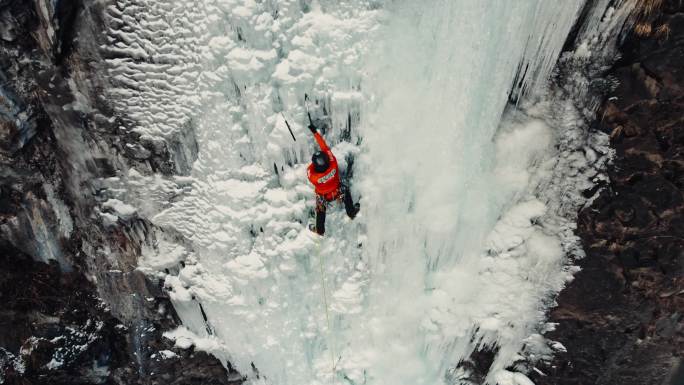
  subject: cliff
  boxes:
[0,2,235,383]
[534,2,683,384]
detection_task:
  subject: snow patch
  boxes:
[102,199,137,219]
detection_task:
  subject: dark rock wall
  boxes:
[0,1,235,384]
[533,2,684,384]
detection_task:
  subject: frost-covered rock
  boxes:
[0,1,235,384]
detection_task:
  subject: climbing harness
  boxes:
[315,238,337,384]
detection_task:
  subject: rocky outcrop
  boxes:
[0,242,239,385]
[533,2,683,384]
[0,1,233,384]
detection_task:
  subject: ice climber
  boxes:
[307,123,359,235]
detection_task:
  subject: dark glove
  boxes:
[308,123,317,134]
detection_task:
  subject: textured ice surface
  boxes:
[103,0,205,140]
[100,1,635,384]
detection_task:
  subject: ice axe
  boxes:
[304,93,315,130]
[274,113,296,178]
[280,112,296,142]
[280,94,317,143]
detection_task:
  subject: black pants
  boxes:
[315,184,358,235]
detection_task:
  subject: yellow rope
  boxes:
[315,239,337,384]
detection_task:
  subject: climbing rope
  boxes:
[315,239,337,384]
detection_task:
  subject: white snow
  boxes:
[494,370,536,385]
[63,77,95,113]
[139,238,189,272]
[163,326,228,360]
[102,199,137,219]
[43,183,73,238]
[158,350,178,359]
[164,327,196,350]
[45,358,63,370]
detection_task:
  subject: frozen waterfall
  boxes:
[101,0,636,384]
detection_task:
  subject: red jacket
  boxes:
[307,132,340,200]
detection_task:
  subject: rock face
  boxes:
[0,243,233,385]
[0,1,235,384]
[533,3,684,385]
